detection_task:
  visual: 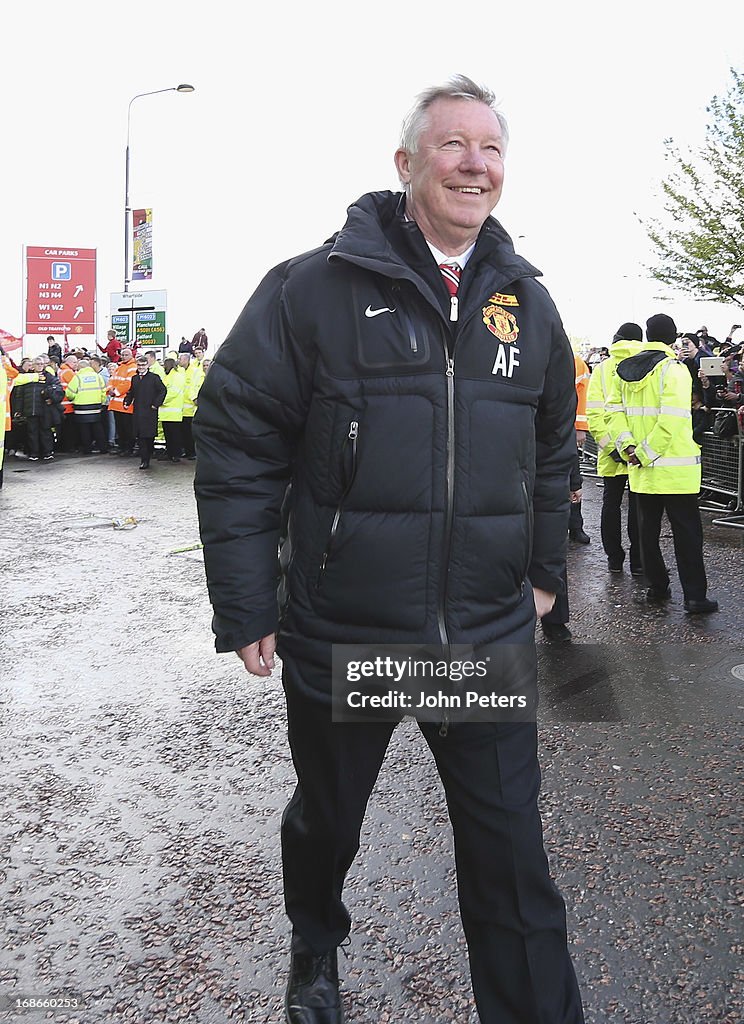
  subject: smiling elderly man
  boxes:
[194,75,584,1024]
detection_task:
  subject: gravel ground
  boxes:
[0,454,741,1023]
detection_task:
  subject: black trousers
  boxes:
[636,492,708,601]
[568,501,584,533]
[280,654,584,1024]
[162,420,183,460]
[137,436,155,466]
[600,476,640,569]
[59,413,78,452]
[26,416,54,457]
[181,416,195,457]
[114,411,135,453]
[75,413,107,453]
[541,566,569,625]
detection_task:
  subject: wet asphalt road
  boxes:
[0,453,742,1024]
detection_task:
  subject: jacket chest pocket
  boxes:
[352,281,431,371]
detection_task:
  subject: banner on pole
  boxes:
[0,328,24,353]
[132,209,153,281]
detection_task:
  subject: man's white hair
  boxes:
[399,74,509,157]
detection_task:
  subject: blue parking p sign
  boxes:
[52,262,71,281]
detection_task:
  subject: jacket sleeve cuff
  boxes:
[213,606,279,654]
[528,565,565,596]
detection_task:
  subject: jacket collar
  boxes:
[328,191,541,319]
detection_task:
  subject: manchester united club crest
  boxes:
[482,293,519,343]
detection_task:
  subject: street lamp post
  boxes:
[124,84,195,293]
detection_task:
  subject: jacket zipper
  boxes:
[438,298,457,735]
[521,480,533,594]
[317,420,359,588]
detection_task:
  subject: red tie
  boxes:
[439,262,461,296]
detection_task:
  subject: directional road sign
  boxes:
[25,246,97,336]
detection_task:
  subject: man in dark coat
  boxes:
[123,355,167,469]
[191,327,208,351]
[18,355,64,461]
[194,76,583,1024]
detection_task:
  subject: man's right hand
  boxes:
[236,634,277,676]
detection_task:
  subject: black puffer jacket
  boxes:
[194,192,576,654]
[17,371,64,426]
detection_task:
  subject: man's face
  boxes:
[120,348,133,362]
[33,358,46,373]
[178,354,190,368]
[395,98,505,245]
[136,360,148,375]
[66,356,79,370]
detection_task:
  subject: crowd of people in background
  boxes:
[0,328,212,475]
[2,317,741,612]
[540,318,742,639]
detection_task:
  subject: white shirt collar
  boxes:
[425,239,476,271]
[403,209,476,270]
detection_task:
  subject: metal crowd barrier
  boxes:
[579,433,599,477]
[699,407,744,529]
[583,415,743,528]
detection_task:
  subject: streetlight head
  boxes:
[176,84,195,93]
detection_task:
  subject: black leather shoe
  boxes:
[569,529,591,545]
[630,565,645,578]
[607,558,624,573]
[684,598,719,614]
[285,938,344,1024]
[634,586,671,606]
[542,622,572,642]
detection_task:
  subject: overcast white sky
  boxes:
[3,0,742,354]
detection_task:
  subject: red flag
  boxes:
[0,328,23,353]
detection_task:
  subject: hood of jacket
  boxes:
[616,342,676,390]
[609,337,643,363]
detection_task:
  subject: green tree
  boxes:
[643,69,744,310]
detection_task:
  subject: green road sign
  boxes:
[135,310,166,348]
[111,315,130,345]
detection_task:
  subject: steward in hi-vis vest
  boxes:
[607,313,717,614]
[585,322,643,575]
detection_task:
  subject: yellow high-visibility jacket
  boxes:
[585,339,643,477]
[183,361,205,417]
[65,368,107,413]
[158,368,184,423]
[607,342,701,494]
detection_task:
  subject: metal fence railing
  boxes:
[699,407,744,529]
[583,414,744,529]
[579,433,599,477]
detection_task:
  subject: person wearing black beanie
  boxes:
[613,322,643,344]
[585,323,644,575]
[645,313,678,347]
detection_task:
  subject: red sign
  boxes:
[25,246,97,336]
